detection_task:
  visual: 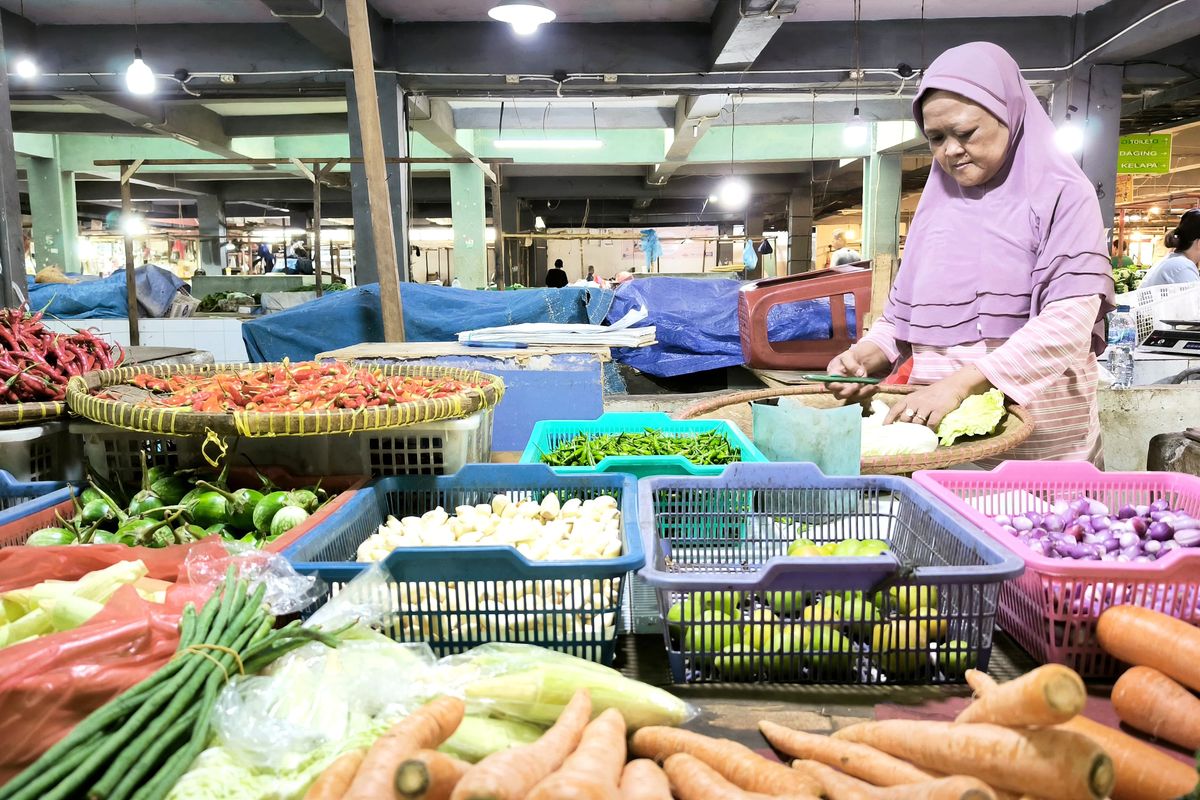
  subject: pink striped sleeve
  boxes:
[862,314,902,364]
[976,295,1102,406]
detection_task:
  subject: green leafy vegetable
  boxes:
[936,388,1007,447]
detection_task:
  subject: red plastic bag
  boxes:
[0,543,223,782]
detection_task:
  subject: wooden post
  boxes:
[312,161,324,299]
[345,0,405,341]
[490,172,505,289]
[119,161,141,347]
[866,253,897,329]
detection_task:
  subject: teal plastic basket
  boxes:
[519,412,767,478]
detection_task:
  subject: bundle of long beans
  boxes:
[0,567,343,800]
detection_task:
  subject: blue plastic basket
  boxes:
[518,412,767,478]
[638,463,1024,685]
[0,470,74,546]
[283,465,644,664]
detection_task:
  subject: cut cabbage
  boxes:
[860,400,939,457]
[936,389,1006,446]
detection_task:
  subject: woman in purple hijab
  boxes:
[826,42,1115,465]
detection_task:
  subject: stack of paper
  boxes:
[457,306,657,348]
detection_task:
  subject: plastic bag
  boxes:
[184,541,325,615]
[303,561,391,630]
[0,538,226,594]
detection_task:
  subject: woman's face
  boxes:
[921,90,1010,188]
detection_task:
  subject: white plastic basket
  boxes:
[1116,284,1200,344]
[0,422,83,483]
[73,410,493,484]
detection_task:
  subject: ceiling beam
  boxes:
[709,0,800,70]
[1123,78,1200,118]
[647,94,728,186]
[1080,0,1200,66]
[258,0,386,65]
[408,96,470,158]
[223,114,348,136]
[509,172,806,201]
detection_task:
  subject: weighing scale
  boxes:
[1140,320,1200,356]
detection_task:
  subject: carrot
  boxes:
[344,696,466,800]
[303,748,366,800]
[954,664,1086,726]
[965,669,998,694]
[1058,715,1199,800]
[1097,605,1200,691]
[795,760,998,800]
[618,759,672,800]
[450,688,591,800]
[1111,665,1200,751]
[629,725,823,797]
[395,750,471,800]
[832,720,1114,800]
[526,708,627,800]
[759,720,934,786]
[662,753,817,800]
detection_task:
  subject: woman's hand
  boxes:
[825,343,890,402]
[884,366,993,430]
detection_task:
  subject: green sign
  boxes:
[1118,134,1172,174]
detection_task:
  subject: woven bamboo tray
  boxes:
[65,362,504,438]
[0,401,67,427]
[678,385,1035,475]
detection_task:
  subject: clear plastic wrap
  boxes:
[303,561,391,630]
[184,541,325,615]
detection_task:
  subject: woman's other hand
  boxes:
[825,343,889,402]
[883,366,992,430]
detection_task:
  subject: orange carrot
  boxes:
[450,688,592,800]
[955,664,1086,726]
[629,726,823,797]
[662,753,817,800]
[618,759,672,800]
[832,720,1114,800]
[1058,715,1198,800]
[965,669,998,694]
[1097,605,1200,691]
[303,748,366,800]
[343,697,466,800]
[395,750,471,800]
[759,720,934,786]
[795,760,996,800]
[1111,665,1200,751]
[526,708,627,800]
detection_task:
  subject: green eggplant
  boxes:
[26,528,77,546]
[195,481,262,532]
[289,489,320,513]
[205,523,230,539]
[179,487,205,508]
[269,505,309,540]
[145,464,173,485]
[149,527,176,548]
[81,498,118,525]
[127,490,164,517]
[79,487,104,506]
[252,490,291,534]
[150,476,192,506]
[91,531,120,545]
[187,491,230,528]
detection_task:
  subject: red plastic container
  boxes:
[737,265,872,370]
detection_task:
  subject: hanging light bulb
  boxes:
[843,107,869,147]
[717,176,750,209]
[125,47,156,95]
[120,213,147,237]
[13,57,38,79]
[1055,109,1084,154]
[488,1,556,35]
[534,215,547,231]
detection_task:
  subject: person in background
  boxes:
[545,258,568,288]
[252,243,275,273]
[829,232,863,267]
[586,265,601,285]
[1139,209,1200,288]
[824,41,1114,466]
[1110,241,1135,269]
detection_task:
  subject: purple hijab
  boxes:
[886,42,1115,355]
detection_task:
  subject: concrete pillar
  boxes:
[25,151,78,272]
[196,195,226,274]
[862,151,902,264]
[450,161,488,289]
[716,222,734,266]
[788,174,814,274]
[499,191,520,286]
[347,74,410,285]
[744,204,764,280]
[0,18,25,306]
[1051,67,1122,235]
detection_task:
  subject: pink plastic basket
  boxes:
[913,461,1200,677]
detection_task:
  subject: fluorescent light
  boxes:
[843,107,869,148]
[126,48,156,95]
[488,1,555,35]
[1055,117,1084,154]
[121,214,146,236]
[14,57,38,79]
[717,176,750,209]
[534,216,547,231]
[493,138,604,150]
[1148,206,1162,215]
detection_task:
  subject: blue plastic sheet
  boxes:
[241,283,615,362]
[605,277,854,378]
[25,266,185,319]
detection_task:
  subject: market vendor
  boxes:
[1139,209,1200,288]
[825,41,1115,465]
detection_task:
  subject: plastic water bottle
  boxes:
[1107,305,1136,389]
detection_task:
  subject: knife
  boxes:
[800,373,882,385]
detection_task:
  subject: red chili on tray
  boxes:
[0,306,123,403]
[110,361,488,413]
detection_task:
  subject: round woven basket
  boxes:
[0,400,67,428]
[65,362,505,437]
[678,385,1035,475]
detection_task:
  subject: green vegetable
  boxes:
[79,487,104,506]
[269,505,309,539]
[25,528,77,547]
[80,499,117,525]
[936,388,1007,446]
[187,492,230,528]
[252,491,291,534]
[150,476,192,506]
[178,487,205,508]
[289,488,319,513]
[195,482,262,532]
[439,716,543,763]
[145,465,173,485]
[127,490,164,517]
[91,531,120,545]
[539,428,742,467]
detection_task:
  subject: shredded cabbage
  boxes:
[860,401,939,457]
[936,389,1007,446]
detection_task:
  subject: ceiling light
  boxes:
[708,194,719,203]
[1148,206,1162,215]
[488,1,556,35]
[1127,213,1142,222]
[125,47,156,94]
[717,176,750,209]
[1055,109,1084,154]
[843,107,869,148]
[120,213,147,237]
[493,138,603,150]
[534,215,547,231]
[13,57,38,79]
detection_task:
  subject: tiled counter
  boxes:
[46,316,249,362]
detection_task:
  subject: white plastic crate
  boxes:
[73,410,493,484]
[1116,283,1200,344]
[0,422,83,483]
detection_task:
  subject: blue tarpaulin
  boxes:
[605,277,854,378]
[24,266,184,319]
[241,283,615,362]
